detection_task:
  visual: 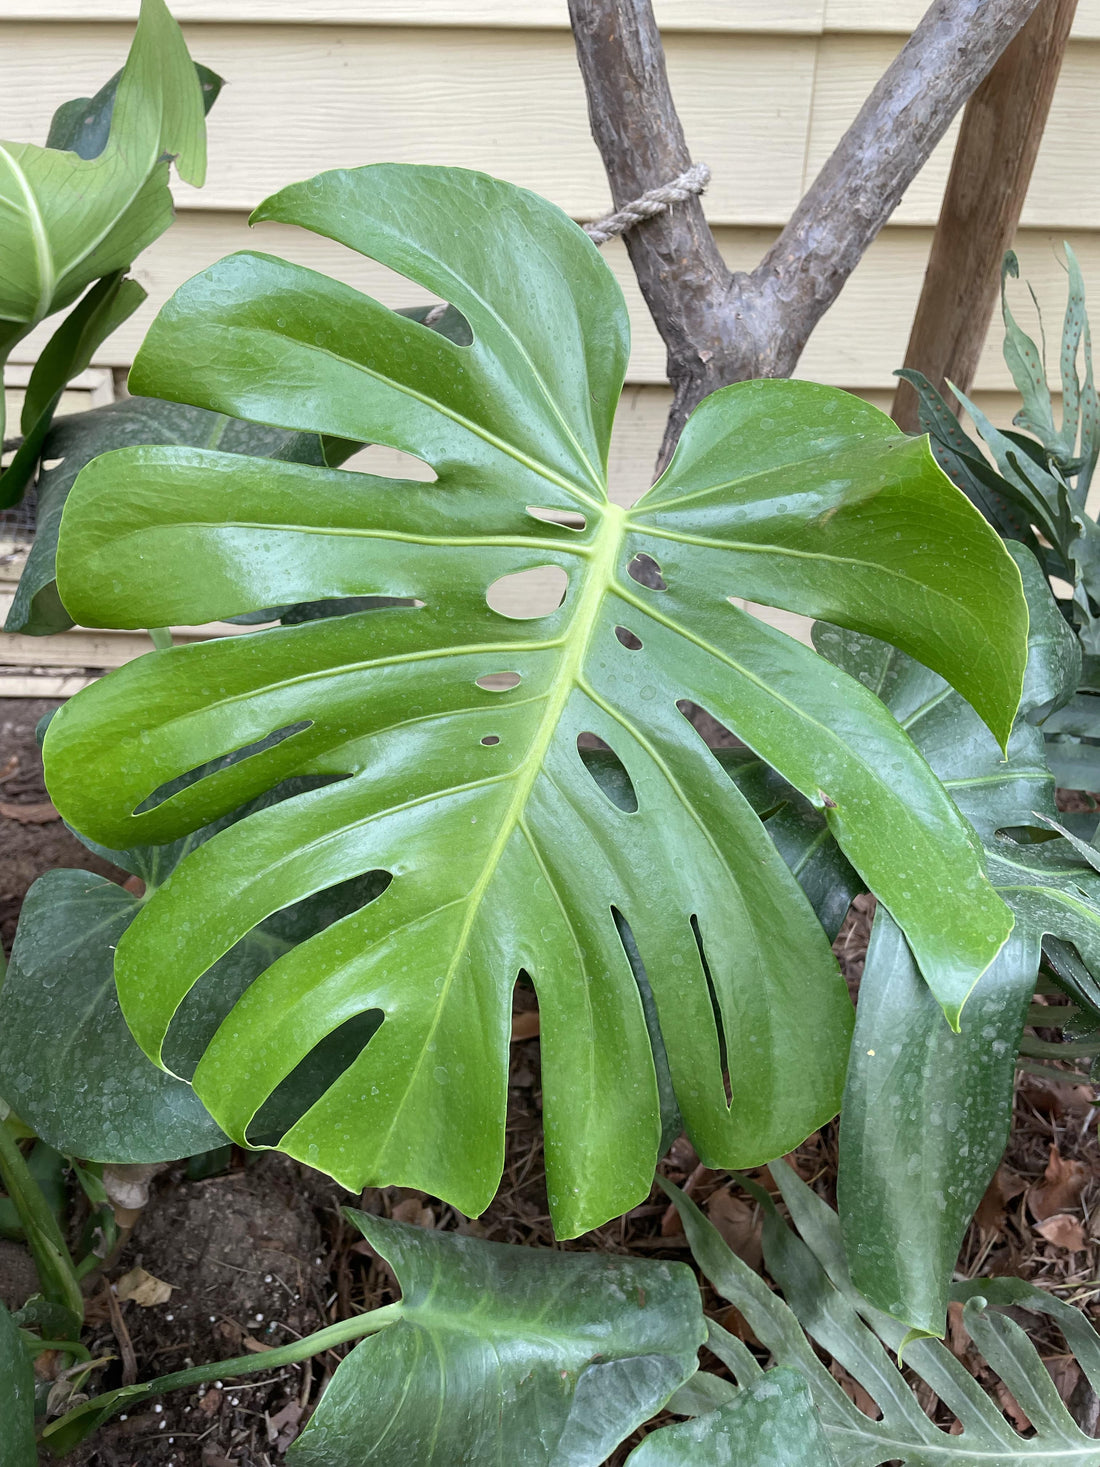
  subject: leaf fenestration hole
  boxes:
[133,721,314,815]
[481,734,501,746]
[162,868,394,1081]
[246,1006,386,1146]
[487,565,569,619]
[526,506,587,531]
[476,671,521,691]
[615,625,643,650]
[578,733,638,813]
[691,913,731,1100]
[627,553,667,590]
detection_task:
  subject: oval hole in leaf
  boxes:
[691,913,730,1087]
[676,698,745,751]
[486,565,568,619]
[615,625,643,650]
[133,721,314,815]
[526,506,587,531]
[578,732,638,813]
[476,671,521,691]
[247,1006,386,1145]
[481,734,501,746]
[340,443,438,482]
[627,553,667,590]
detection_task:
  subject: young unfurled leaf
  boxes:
[0,0,205,357]
[46,164,1026,1235]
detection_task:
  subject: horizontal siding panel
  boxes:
[807,36,1100,228]
[0,2,827,30]
[823,0,1100,37]
[10,2,1100,37]
[0,23,814,224]
[4,24,1095,229]
[11,214,1094,397]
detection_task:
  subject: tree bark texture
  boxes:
[569,0,1047,469]
[892,0,1078,430]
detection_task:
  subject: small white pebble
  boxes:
[215,1381,223,1389]
[230,1397,240,1406]
[159,1420,167,1430]
[165,1313,174,1321]
[264,1274,273,1283]
[255,1312,264,1322]
[119,1415,127,1422]
[154,1404,163,1414]
[209,1315,217,1322]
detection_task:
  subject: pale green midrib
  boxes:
[0,144,56,325]
[386,235,608,500]
[103,520,590,556]
[826,1420,1099,1461]
[116,631,565,748]
[147,772,515,1058]
[901,685,954,730]
[365,505,627,1165]
[632,522,1005,658]
[611,580,957,843]
[239,329,604,515]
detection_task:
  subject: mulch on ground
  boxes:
[2,698,1099,1463]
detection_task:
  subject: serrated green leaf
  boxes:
[0,1300,36,1467]
[46,164,1025,1235]
[288,1210,704,1467]
[625,1368,839,1466]
[666,1171,1100,1465]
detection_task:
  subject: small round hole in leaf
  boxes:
[627,553,667,590]
[476,671,521,691]
[615,625,643,650]
[481,735,501,746]
[486,565,568,619]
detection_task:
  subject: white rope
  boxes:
[583,163,711,247]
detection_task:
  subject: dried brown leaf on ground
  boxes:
[0,799,58,824]
[703,1187,763,1272]
[975,1166,1027,1234]
[114,1266,172,1306]
[1035,1214,1089,1251]
[1029,1144,1090,1221]
[829,1358,882,1420]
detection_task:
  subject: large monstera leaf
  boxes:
[45,165,1027,1236]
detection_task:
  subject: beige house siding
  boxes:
[0,2,1094,678]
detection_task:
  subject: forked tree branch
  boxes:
[569,0,1046,470]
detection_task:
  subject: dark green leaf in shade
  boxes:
[664,1170,1100,1465]
[288,1210,705,1467]
[45,164,1026,1235]
[816,547,1094,1333]
[0,1300,36,1467]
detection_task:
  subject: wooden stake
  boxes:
[892,0,1078,431]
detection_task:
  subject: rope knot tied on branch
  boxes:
[583,163,711,247]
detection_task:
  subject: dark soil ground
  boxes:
[2,697,1099,1463]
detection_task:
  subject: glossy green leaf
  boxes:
[665,1170,1100,1465]
[289,1209,704,1467]
[0,1300,36,1467]
[46,164,1024,1235]
[0,0,204,355]
[815,548,1090,1331]
[625,1369,839,1466]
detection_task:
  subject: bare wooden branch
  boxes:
[569,0,1046,469]
[892,0,1078,430]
